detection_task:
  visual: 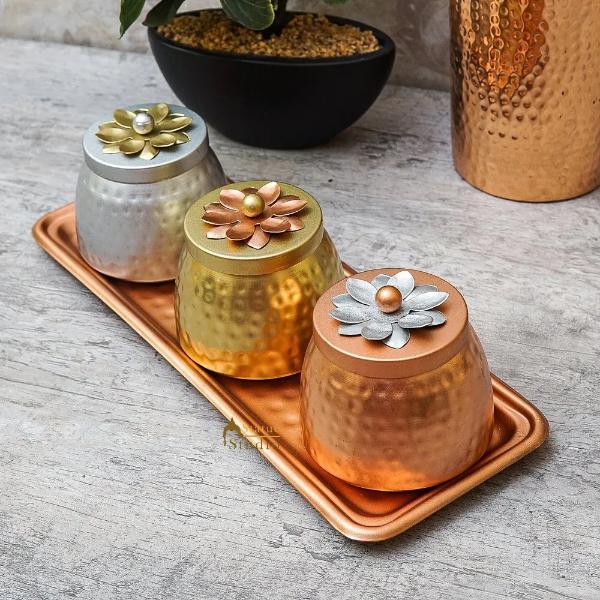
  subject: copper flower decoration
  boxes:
[95,103,192,160]
[330,271,449,349]
[202,182,307,250]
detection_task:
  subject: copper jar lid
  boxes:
[184,180,324,276]
[312,268,469,379]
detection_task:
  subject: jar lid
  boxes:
[184,180,324,276]
[83,103,208,184]
[312,269,469,379]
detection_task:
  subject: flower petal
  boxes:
[204,204,239,217]
[219,189,245,210]
[330,306,370,324]
[388,271,415,298]
[361,319,393,341]
[113,109,135,128]
[159,116,192,132]
[173,131,190,144]
[378,308,410,322]
[384,324,411,349]
[396,313,434,328]
[148,103,169,124]
[260,216,290,233]
[346,278,376,305]
[418,310,446,326]
[371,274,390,289]
[206,224,231,239]
[272,198,307,216]
[119,138,145,155]
[96,127,132,143]
[102,144,122,154]
[286,216,304,231]
[332,293,362,308]
[140,141,159,160]
[257,181,280,205]
[202,210,239,225]
[98,120,118,130]
[247,227,270,249]
[226,221,256,241]
[150,133,177,147]
[407,284,438,297]
[338,323,363,336]
[403,291,449,311]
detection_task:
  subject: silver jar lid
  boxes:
[83,103,209,184]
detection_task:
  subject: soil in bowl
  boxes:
[158,11,381,58]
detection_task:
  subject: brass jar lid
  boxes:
[312,269,469,379]
[184,180,324,276]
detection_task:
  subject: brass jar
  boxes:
[300,269,494,491]
[451,0,600,202]
[176,181,344,379]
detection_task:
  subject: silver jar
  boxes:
[76,103,227,282]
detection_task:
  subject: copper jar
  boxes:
[451,0,600,202]
[300,269,494,491]
[176,180,344,380]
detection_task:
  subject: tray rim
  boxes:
[32,203,549,542]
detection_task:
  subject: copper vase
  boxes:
[451,0,600,202]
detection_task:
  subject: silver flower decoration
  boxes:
[330,271,449,349]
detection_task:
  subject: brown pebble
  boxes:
[158,11,380,58]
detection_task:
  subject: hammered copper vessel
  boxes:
[451,0,600,202]
[301,269,494,491]
[176,181,344,380]
[33,204,549,541]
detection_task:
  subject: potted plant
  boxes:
[120,0,395,148]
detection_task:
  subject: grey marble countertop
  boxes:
[1,38,598,600]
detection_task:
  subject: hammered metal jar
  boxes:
[300,268,494,491]
[176,180,344,379]
[451,0,600,201]
[76,103,226,281]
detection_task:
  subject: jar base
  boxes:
[305,423,494,492]
[179,331,302,380]
[79,251,176,283]
[453,158,600,203]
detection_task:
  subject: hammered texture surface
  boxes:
[451,0,600,201]
[300,327,494,490]
[75,149,226,282]
[176,231,344,379]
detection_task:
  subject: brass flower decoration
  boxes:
[202,182,307,250]
[95,103,192,160]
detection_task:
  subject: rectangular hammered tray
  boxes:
[33,203,549,542]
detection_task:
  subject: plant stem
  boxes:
[264,0,289,37]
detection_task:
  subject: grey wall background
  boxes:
[0,0,451,90]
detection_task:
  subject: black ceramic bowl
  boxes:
[148,11,395,148]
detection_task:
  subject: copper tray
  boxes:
[32,203,549,542]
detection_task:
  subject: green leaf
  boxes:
[120,0,146,37]
[221,0,276,30]
[143,0,187,27]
